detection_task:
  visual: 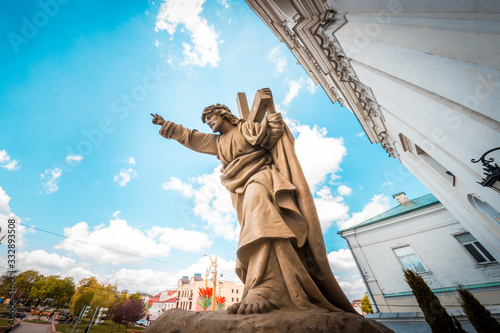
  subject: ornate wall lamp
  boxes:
[472,147,500,193]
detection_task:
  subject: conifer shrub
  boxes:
[457,284,500,333]
[403,269,464,333]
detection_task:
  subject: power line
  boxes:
[0,217,188,268]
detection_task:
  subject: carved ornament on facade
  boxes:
[303,47,323,74]
[280,20,302,48]
[330,87,345,106]
[378,131,399,159]
[315,11,383,120]
[314,9,397,157]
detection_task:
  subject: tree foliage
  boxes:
[404,269,464,333]
[30,275,75,309]
[71,277,117,314]
[72,291,95,318]
[457,284,500,333]
[16,270,42,300]
[360,295,374,314]
[0,270,43,303]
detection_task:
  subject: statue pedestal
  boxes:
[144,309,394,333]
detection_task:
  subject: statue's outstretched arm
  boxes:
[151,113,218,156]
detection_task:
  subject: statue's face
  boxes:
[205,112,224,133]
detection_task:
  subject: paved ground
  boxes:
[12,322,51,333]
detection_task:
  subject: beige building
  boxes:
[245,0,500,267]
[176,274,244,311]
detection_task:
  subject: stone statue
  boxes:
[151,88,356,315]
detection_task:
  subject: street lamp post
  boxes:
[203,254,218,311]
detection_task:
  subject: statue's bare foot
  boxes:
[227,293,273,314]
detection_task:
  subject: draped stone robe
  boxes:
[160,113,356,314]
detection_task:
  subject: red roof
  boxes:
[150,291,177,303]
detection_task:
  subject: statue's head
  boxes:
[201,103,242,129]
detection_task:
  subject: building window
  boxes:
[393,246,426,273]
[236,289,239,294]
[232,298,234,302]
[232,289,234,293]
[455,232,497,264]
[236,298,239,302]
[189,302,192,310]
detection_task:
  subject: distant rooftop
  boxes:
[339,193,439,233]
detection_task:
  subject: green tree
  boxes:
[72,291,95,318]
[71,277,118,313]
[361,295,374,314]
[16,270,42,304]
[404,269,464,333]
[457,284,500,333]
[0,273,11,299]
[30,275,75,309]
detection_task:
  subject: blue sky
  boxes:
[0,0,428,299]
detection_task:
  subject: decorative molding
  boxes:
[316,13,382,118]
[244,1,398,158]
[303,47,323,74]
[379,131,399,158]
[330,87,345,106]
[315,10,396,156]
[280,20,302,48]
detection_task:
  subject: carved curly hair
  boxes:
[201,103,242,126]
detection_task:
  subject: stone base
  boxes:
[144,309,394,333]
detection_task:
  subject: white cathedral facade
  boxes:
[246,0,500,264]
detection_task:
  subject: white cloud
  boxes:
[336,274,367,301]
[155,0,221,67]
[337,194,391,230]
[0,187,11,218]
[65,154,83,162]
[355,132,365,138]
[328,248,357,272]
[126,157,136,165]
[102,255,238,293]
[314,187,349,232]
[55,217,212,265]
[0,186,29,247]
[382,181,393,186]
[163,177,195,198]
[177,255,239,285]
[112,211,121,218]
[329,249,366,301]
[282,77,316,106]
[0,149,20,171]
[163,167,239,242]
[40,167,62,194]
[154,40,162,48]
[102,268,180,294]
[63,267,97,283]
[113,168,137,187]
[291,121,346,191]
[19,250,77,269]
[267,46,287,75]
[337,185,352,196]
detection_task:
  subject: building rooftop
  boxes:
[339,193,439,233]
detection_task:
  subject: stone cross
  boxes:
[236,89,276,123]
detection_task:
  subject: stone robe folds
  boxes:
[160,113,356,314]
